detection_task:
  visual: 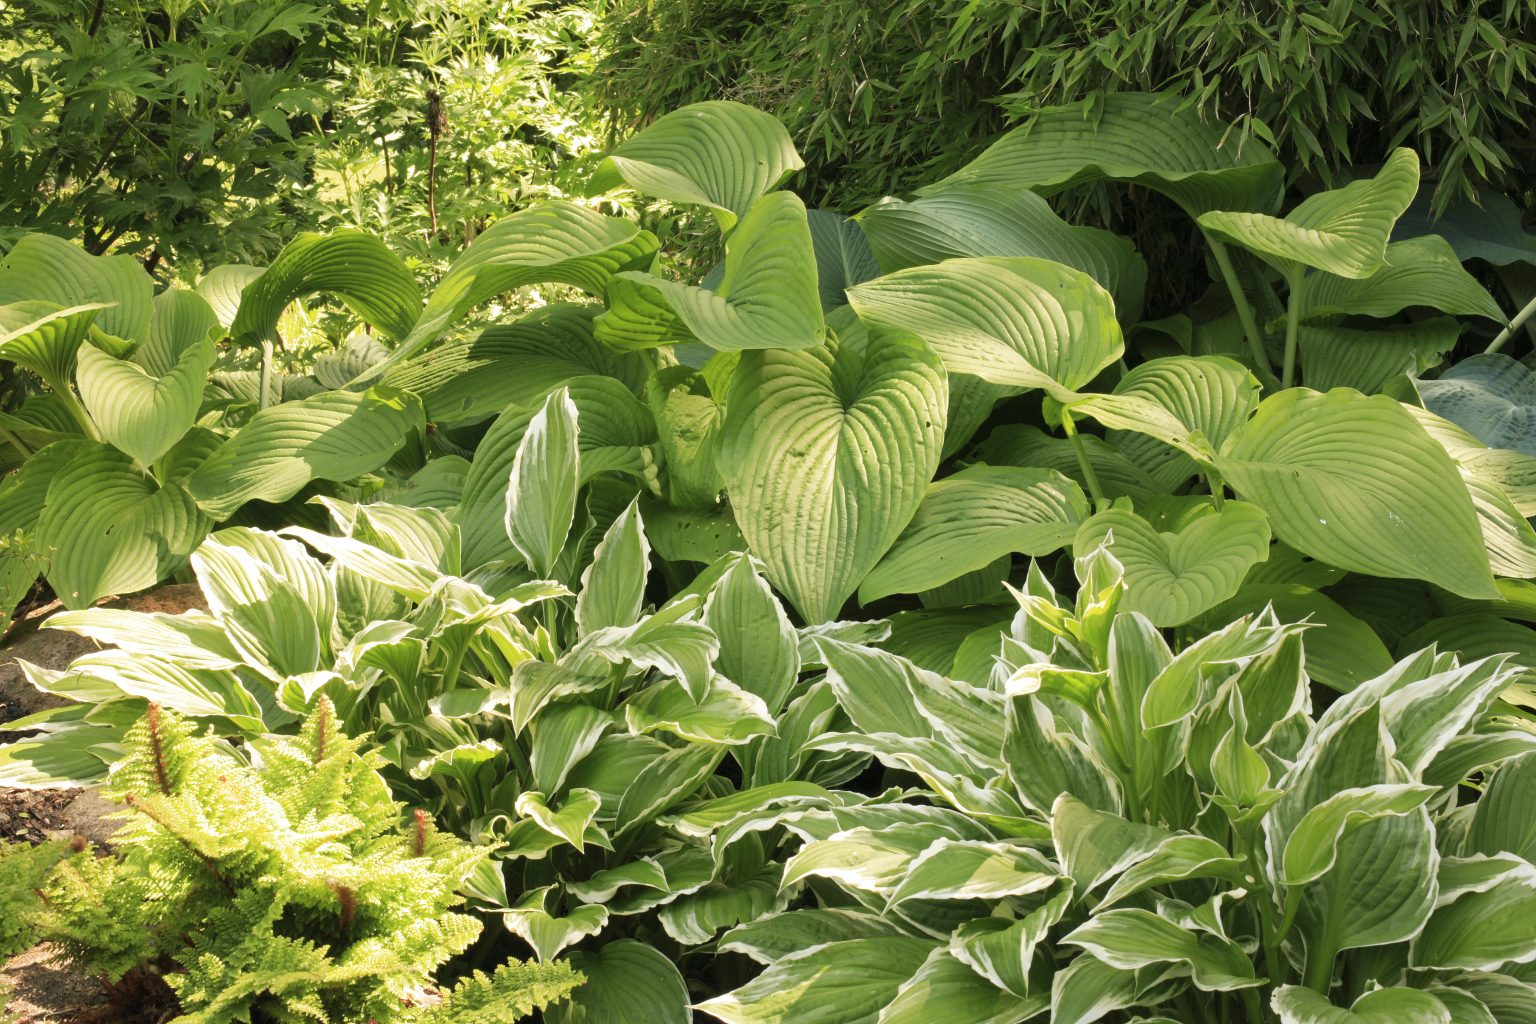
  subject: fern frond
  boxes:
[417,958,584,1023]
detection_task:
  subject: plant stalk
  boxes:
[1207,237,1272,376]
[1060,409,1106,511]
[1282,271,1303,389]
[258,338,275,412]
[1486,293,1536,355]
[0,423,31,457]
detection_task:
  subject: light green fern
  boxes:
[418,958,584,1023]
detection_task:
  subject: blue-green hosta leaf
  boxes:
[719,330,947,623]
[185,386,423,519]
[597,192,825,352]
[860,465,1087,603]
[0,302,103,389]
[590,100,803,231]
[1199,149,1419,279]
[502,886,609,962]
[1421,354,1536,457]
[624,678,776,744]
[1215,388,1495,599]
[75,334,214,466]
[858,185,1147,321]
[1395,188,1536,268]
[704,555,800,714]
[1411,855,1536,972]
[137,287,219,377]
[886,838,1059,906]
[1064,909,1263,991]
[195,265,264,329]
[0,233,153,342]
[696,936,938,1024]
[371,203,658,379]
[1073,503,1271,627]
[807,209,880,310]
[918,92,1283,216]
[1298,319,1461,394]
[227,229,421,345]
[1272,985,1452,1024]
[1302,236,1505,322]
[877,948,1048,1024]
[550,940,690,1024]
[33,443,209,608]
[504,387,580,578]
[846,256,1122,398]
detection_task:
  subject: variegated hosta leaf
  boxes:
[857,185,1147,320]
[589,100,803,231]
[719,330,947,623]
[505,388,581,579]
[878,948,1047,1024]
[704,555,800,714]
[1214,388,1496,599]
[75,334,215,466]
[1301,235,1505,322]
[597,192,824,353]
[1272,985,1455,1024]
[185,386,424,519]
[917,92,1283,216]
[846,256,1122,398]
[695,936,938,1024]
[0,233,154,343]
[227,229,422,346]
[1199,148,1419,279]
[1063,908,1261,992]
[1074,503,1271,627]
[859,465,1088,604]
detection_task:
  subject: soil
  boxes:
[1,584,205,1024]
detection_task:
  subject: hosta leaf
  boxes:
[590,100,803,230]
[1106,355,1261,452]
[1073,503,1271,627]
[695,936,938,1024]
[138,287,219,377]
[1199,149,1419,278]
[550,940,690,1024]
[505,388,580,578]
[658,864,787,945]
[720,910,905,965]
[705,555,800,714]
[195,265,264,329]
[1097,834,1247,910]
[514,790,602,853]
[624,678,777,744]
[886,838,1059,905]
[1298,319,1460,394]
[807,209,880,310]
[75,334,214,466]
[950,889,1071,997]
[1467,752,1536,862]
[598,191,824,352]
[34,444,209,608]
[1063,909,1262,991]
[974,424,1165,501]
[719,330,947,623]
[1420,354,1536,457]
[185,387,423,518]
[576,498,649,636]
[1051,795,1167,895]
[1302,236,1505,321]
[846,256,1121,398]
[877,948,1047,1024]
[918,92,1283,216]
[860,465,1088,603]
[1272,985,1452,1024]
[1214,388,1495,599]
[0,302,103,389]
[502,887,609,962]
[227,229,421,345]
[312,333,389,390]
[1411,856,1536,972]
[1395,188,1536,268]
[857,185,1147,320]
[1279,784,1438,884]
[0,233,153,342]
[192,530,327,678]
[371,202,658,378]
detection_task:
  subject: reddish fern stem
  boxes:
[147,703,171,795]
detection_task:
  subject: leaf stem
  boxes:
[1486,292,1536,355]
[1207,237,1272,377]
[0,423,31,457]
[1205,468,1226,510]
[41,374,101,441]
[257,339,276,412]
[1060,408,1106,511]
[1281,271,1303,390]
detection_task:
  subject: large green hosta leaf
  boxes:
[185,387,423,518]
[1074,503,1271,627]
[1299,319,1461,394]
[597,192,824,352]
[138,287,220,377]
[34,443,210,607]
[846,256,1122,398]
[1301,236,1505,322]
[369,203,658,378]
[719,330,947,623]
[857,185,1147,321]
[227,229,421,346]
[807,209,880,311]
[551,940,690,1024]
[0,233,153,342]
[0,302,103,390]
[1073,354,1261,467]
[1420,354,1536,457]
[75,334,215,466]
[859,465,1088,603]
[1199,149,1419,279]
[196,265,264,329]
[1214,388,1495,599]
[918,92,1283,216]
[590,100,803,231]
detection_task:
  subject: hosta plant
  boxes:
[691,547,1536,1023]
[6,698,581,1023]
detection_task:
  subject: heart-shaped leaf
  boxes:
[1302,235,1505,322]
[76,334,215,466]
[1215,388,1495,599]
[860,465,1088,603]
[597,191,825,352]
[1199,149,1420,279]
[846,256,1122,398]
[1272,985,1451,1024]
[0,233,153,343]
[718,329,947,622]
[1420,353,1536,456]
[551,940,691,1024]
[589,100,803,231]
[806,209,880,311]
[1074,503,1271,627]
[918,92,1283,216]
[0,302,104,392]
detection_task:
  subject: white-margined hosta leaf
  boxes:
[504,387,580,578]
[227,229,421,346]
[1072,502,1271,627]
[624,678,777,745]
[75,333,214,466]
[857,185,1147,321]
[886,838,1059,906]
[719,329,947,623]
[846,256,1121,399]
[576,499,650,636]
[1063,908,1262,992]
[502,884,609,962]
[859,465,1088,603]
[597,191,824,353]
[192,531,326,679]
[1214,388,1496,599]
[1199,149,1419,279]
[0,233,154,343]
[1411,855,1536,974]
[1301,235,1505,322]
[696,936,937,1024]
[185,386,423,519]
[877,947,1048,1024]
[718,909,906,966]
[703,555,800,714]
[1271,985,1454,1024]
[917,92,1283,216]
[590,100,803,231]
